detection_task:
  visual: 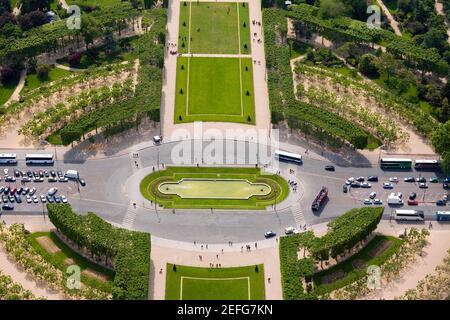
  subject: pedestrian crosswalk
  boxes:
[129,152,143,172]
[122,205,136,229]
[290,204,306,229]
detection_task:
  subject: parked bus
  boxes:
[394,209,424,221]
[414,159,440,171]
[436,211,450,222]
[25,154,54,165]
[380,158,412,170]
[0,153,17,165]
[274,150,302,164]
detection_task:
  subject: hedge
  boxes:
[47,204,151,300]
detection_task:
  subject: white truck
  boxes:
[388,193,403,205]
[64,170,79,180]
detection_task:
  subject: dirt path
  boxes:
[376,0,402,36]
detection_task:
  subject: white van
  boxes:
[65,170,79,179]
[388,194,403,205]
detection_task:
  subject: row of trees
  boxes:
[47,204,151,300]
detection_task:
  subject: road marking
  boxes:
[122,204,137,229]
[290,204,305,229]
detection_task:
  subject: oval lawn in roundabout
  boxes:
[140,166,289,210]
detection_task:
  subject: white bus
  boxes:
[25,154,54,165]
[274,150,302,164]
[0,153,17,165]
[394,209,425,221]
[414,159,440,171]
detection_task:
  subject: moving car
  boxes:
[324,165,335,171]
[342,184,348,193]
[404,177,415,182]
[285,227,299,235]
[79,178,86,187]
[264,231,276,238]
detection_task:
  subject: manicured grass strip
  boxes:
[27,231,114,293]
[238,2,251,54]
[67,0,122,8]
[312,235,403,295]
[165,264,265,300]
[174,57,255,124]
[23,68,72,93]
[140,167,289,209]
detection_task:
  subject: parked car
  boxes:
[54,196,61,203]
[444,183,449,189]
[409,192,417,200]
[60,195,68,204]
[78,178,86,187]
[404,177,415,182]
[48,187,58,196]
[40,195,47,203]
[407,199,418,206]
[419,183,428,189]
[14,195,22,203]
[363,199,372,205]
[48,177,57,183]
[416,177,426,183]
[264,231,276,238]
[389,177,398,183]
[430,177,439,183]
[59,177,68,183]
[21,177,31,183]
[436,199,446,206]
[14,169,20,177]
[361,182,371,188]
[356,176,365,182]
[367,176,378,182]
[285,227,299,235]
[369,192,376,199]
[50,170,56,177]
[10,188,16,195]
[26,196,32,204]
[383,182,393,189]
[2,204,14,210]
[342,184,348,193]
[46,195,53,203]
[373,199,383,205]
[351,182,361,188]
[32,196,38,203]
[29,188,36,196]
[324,165,335,171]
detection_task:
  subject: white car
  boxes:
[443,195,448,202]
[60,195,68,204]
[419,183,428,189]
[373,199,383,205]
[3,168,8,175]
[383,182,393,189]
[40,195,47,203]
[284,226,299,235]
[389,177,398,182]
[26,196,32,203]
[369,192,376,199]
[32,195,38,203]
[363,199,372,205]
[348,177,355,183]
[48,187,58,196]
[361,182,371,188]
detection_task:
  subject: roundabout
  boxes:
[139,166,289,209]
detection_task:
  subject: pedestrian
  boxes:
[255,242,257,249]
[199,255,202,261]
[201,245,204,250]
[219,264,221,268]
[268,277,271,283]
[241,246,243,252]
[159,268,163,274]
[429,221,433,229]
[194,241,196,245]
[216,254,219,259]
[206,244,208,249]
[221,249,224,254]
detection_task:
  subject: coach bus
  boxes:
[0,154,17,165]
[414,159,440,171]
[274,150,302,164]
[380,158,412,170]
[394,209,425,221]
[25,154,54,165]
[436,211,450,222]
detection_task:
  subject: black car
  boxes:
[26,170,33,177]
[44,170,49,177]
[404,177,415,182]
[416,177,426,183]
[3,187,9,195]
[21,177,31,183]
[264,231,276,238]
[409,192,417,200]
[324,165,335,171]
[2,204,14,210]
[79,178,86,187]
[367,176,378,182]
[14,195,22,203]
[444,183,449,189]
[16,187,23,195]
[2,195,8,203]
[48,177,57,183]
[351,182,361,188]
[343,184,348,193]
[50,170,56,177]
[14,169,20,177]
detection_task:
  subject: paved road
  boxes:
[0,140,448,243]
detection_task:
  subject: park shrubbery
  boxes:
[263,8,370,149]
[47,204,151,300]
[279,207,384,299]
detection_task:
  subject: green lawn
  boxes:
[0,78,19,106]
[27,231,114,293]
[140,166,289,209]
[178,1,250,54]
[165,264,265,300]
[23,67,72,93]
[313,235,403,295]
[174,57,255,124]
[67,0,122,8]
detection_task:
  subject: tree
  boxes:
[17,10,47,31]
[376,53,403,82]
[36,64,50,80]
[20,0,51,14]
[431,121,450,173]
[61,129,82,146]
[358,54,378,77]
[318,0,348,19]
[81,16,100,50]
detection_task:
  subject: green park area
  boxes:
[140,166,289,209]
[174,57,255,124]
[165,264,265,300]
[178,1,250,54]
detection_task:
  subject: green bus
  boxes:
[380,158,412,169]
